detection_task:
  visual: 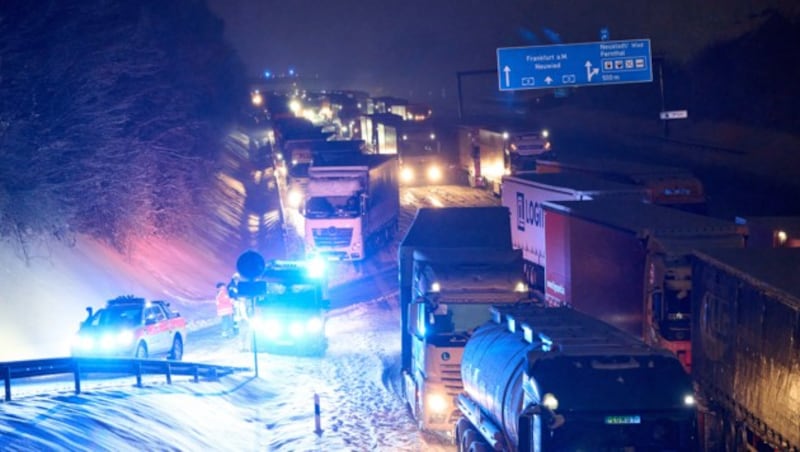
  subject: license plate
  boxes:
[604,415,641,425]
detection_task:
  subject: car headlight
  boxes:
[683,394,695,406]
[541,129,549,138]
[100,333,117,350]
[426,393,449,413]
[263,318,282,339]
[426,165,443,183]
[307,316,324,333]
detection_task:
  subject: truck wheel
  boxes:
[455,419,471,451]
[168,336,183,361]
[468,441,491,452]
[135,342,148,359]
[461,428,477,452]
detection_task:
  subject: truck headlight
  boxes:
[287,189,303,208]
[515,281,528,293]
[400,167,415,183]
[426,393,449,413]
[542,393,559,410]
[426,165,443,183]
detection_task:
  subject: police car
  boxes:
[71,296,186,360]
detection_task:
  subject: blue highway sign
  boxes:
[497,39,652,91]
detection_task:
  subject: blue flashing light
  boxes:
[288,68,296,76]
[264,70,273,79]
[306,256,326,279]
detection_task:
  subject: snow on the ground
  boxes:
[0,184,498,451]
[0,296,455,451]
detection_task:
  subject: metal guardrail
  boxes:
[0,357,251,402]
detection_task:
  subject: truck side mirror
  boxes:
[360,193,368,216]
[85,307,93,321]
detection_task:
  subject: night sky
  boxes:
[207,1,799,103]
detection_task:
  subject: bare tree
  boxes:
[0,0,246,255]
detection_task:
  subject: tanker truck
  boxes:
[456,304,698,451]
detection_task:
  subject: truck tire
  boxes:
[455,419,471,451]
[468,441,491,452]
[168,336,183,361]
[135,342,148,359]
[460,427,477,452]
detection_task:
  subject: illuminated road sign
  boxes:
[497,39,652,91]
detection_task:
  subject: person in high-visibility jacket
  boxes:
[215,282,235,337]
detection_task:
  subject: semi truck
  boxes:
[458,124,552,196]
[691,247,800,451]
[535,157,707,214]
[736,215,800,248]
[542,198,747,372]
[456,304,698,452]
[501,172,646,292]
[398,206,535,437]
[303,154,398,261]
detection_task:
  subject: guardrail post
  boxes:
[314,392,323,436]
[165,363,172,385]
[193,365,199,383]
[135,362,143,388]
[3,367,11,402]
[73,360,82,395]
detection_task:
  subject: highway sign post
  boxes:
[497,39,652,91]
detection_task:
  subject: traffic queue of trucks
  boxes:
[398,207,536,437]
[541,198,747,372]
[484,162,796,450]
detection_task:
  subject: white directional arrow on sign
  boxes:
[544,76,553,85]
[585,60,599,82]
[503,66,511,87]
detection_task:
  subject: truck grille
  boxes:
[312,227,353,247]
[441,362,462,392]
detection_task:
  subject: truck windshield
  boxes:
[428,302,498,334]
[532,355,692,412]
[263,283,320,307]
[305,196,359,219]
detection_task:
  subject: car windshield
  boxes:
[88,305,143,328]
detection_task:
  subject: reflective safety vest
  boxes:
[216,287,234,316]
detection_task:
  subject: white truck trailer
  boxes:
[303,154,398,261]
